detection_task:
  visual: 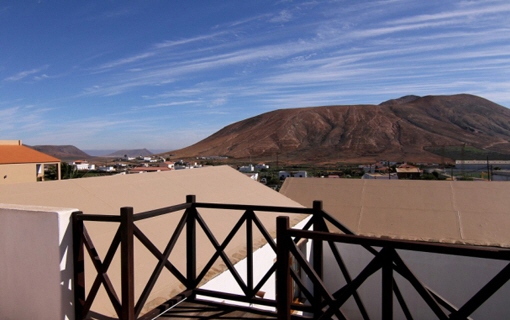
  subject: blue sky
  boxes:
[1,1,509,151]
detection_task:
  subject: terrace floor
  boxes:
[159,300,278,319]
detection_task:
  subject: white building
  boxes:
[239,164,254,173]
[255,163,269,170]
[292,171,308,178]
[72,161,95,171]
[98,165,116,172]
[359,164,376,173]
[279,171,292,180]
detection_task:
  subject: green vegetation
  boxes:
[45,162,116,180]
[256,163,365,190]
[45,162,82,180]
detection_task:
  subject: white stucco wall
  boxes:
[0,204,77,320]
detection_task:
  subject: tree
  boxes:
[45,162,82,180]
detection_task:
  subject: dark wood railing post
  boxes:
[72,211,85,320]
[186,195,197,295]
[312,200,324,317]
[382,247,394,319]
[120,207,135,320]
[246,211,254,295]
[276,216,291,320]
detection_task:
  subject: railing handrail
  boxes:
[276,215,510,320]
[75,202,311,223]
[194,201,313,214]
[288,228,510,260]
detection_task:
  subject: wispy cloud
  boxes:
[87,7,133,21]
[4,65,49,81]
[33,74,49,81]
[227,14,271,27]
[153,31,228,49]
[5,1,509,148]
[270,10,293,23]
[388,2,510,25]
[131,100,201,110]
[0,104,54,135]
[94,52,156,71]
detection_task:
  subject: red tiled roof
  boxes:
[0,145,60,164]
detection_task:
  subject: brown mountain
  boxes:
[29,145,93,161]
[172,94,510,163]
[104,149,153,158]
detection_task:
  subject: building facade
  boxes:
[0,140,61,184]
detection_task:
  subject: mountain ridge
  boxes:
[170,94,510,163]
[103,149,153,158]
[29,145,92,161]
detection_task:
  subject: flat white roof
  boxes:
[280,178,510,247]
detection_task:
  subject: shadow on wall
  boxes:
[60,218,74,320]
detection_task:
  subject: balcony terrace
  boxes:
[73,196,510,320]
[2,167,510,319]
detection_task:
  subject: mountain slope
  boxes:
[171,94,510,163]
[29,145,92,161]
[104,149,153,158]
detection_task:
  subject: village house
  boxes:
[255,163,270,170]
[292,171,307,178]
[0,140,61,184]
[72,160,94,171]
[160,161,175,169]
[279,170,292,180]
[98,165,116,172]
[239,164,255,173]
[396,163,422,179]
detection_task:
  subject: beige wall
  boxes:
[0,163,37,184]
[0,204,76,320]
[0,140,22,145]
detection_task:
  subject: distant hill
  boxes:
[170,94,510,163]
[104,149,153,158]
[30,145,92,161]
[82,149,118,156]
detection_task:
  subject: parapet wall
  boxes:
[0,204,77,320]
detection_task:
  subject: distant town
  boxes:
[3,140,509,190]
[67,155,510,187]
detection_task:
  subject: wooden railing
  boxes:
[73,195,314,320]
[276,210,510,319]
[73,196,510,320]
